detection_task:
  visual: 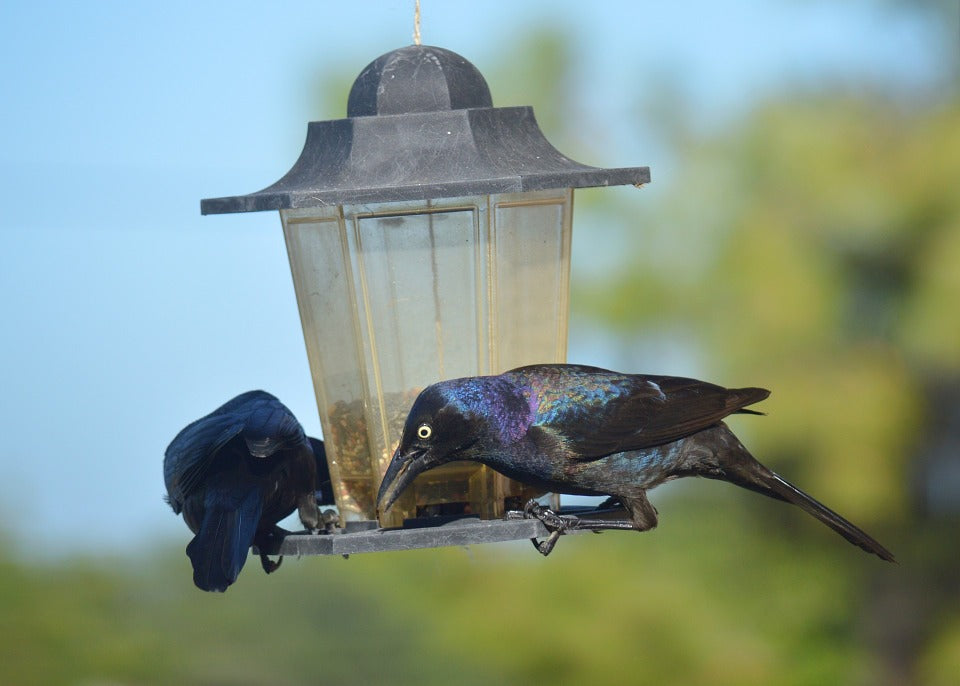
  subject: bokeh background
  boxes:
[1,1,958,684]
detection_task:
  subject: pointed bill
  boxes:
[377,447,432,513]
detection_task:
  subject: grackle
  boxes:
[377,364,895,560]
[164,391,333,591]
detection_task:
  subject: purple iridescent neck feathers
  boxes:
[436,376,535,443]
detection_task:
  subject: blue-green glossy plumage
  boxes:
[378,364,895,561]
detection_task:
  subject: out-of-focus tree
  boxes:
[583,95,958,512]
[575,54,959,686]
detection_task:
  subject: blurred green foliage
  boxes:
[578,95,960,523]
[3,11,958,686]
[570,52,960,686]
[0,496,902,686]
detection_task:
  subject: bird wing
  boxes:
[163,391,283,508]
[241,397,307,457]
[514,366,769,460]
[164,413,246,509]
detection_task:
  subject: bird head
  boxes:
[377,382,486,514]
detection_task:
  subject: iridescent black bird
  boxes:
[377,364,895,560]
[164,391,334,592]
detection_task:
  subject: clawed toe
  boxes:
[320,509,339,533]
[507,499,576,556]
[531,529,564,556]
[259,553,283,574]
[507,499,639,555]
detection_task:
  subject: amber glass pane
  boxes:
[281,190,571,525]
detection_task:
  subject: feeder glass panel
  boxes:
[281,189,571,526]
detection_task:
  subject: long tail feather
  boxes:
[186,485,264,591]
[702,425,896,562]
[721,458,896,562]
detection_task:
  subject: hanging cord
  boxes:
[413,0,422,45]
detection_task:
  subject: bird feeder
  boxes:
[202,45,649,533]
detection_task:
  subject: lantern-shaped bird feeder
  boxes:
[202,45,649,548]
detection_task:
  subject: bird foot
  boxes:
[320,509,339,534]
[506,499,582,556]
[259,553,283,574]
[255,526,289,573]
[507,499,641,555]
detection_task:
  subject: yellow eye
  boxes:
[417,424,432,440]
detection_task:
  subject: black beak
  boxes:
[377,446,432,513]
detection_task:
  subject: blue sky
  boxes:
[0,1,945,556]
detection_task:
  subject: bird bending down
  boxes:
[377,364,895,561]
[164,390,334,591]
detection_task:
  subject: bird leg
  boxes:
[506,499,638,556]
[254,525,290,574]
[297,492,321,532]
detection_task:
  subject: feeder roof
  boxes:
[201,45,650,214]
